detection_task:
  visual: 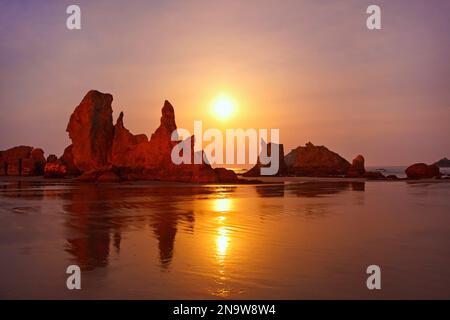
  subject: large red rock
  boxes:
[64,91,237,183]
[284,142,351,176]
[66,90,114,172]
[405,163,441,179]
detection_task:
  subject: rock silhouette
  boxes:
[405,163,441,179]
[63,90,237,183]
[284,142,351,176]
[347,155,366,177]
[243,141,287,177]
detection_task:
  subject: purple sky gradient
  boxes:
[0,0,449,165]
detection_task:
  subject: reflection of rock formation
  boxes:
[255,184,285,197]
[350,181,365,191]
[287,181,364,197]
[58,183,218,270]
[254,182,365,220]
[1,180,235,270]
[151,211,178,268]
[254,181,365,198]
[149,207,195,269]
[62,184,122,270]
[0,180,45,200]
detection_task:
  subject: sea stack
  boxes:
[61,90,238,183]
[284,142,351,176]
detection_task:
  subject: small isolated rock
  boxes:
[405,163,441,179]
[44,163,67,178]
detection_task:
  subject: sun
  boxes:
[212,95,235,120]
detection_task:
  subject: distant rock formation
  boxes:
[284,142,351,176]
[61,90,237,183]
[0,146,46,176]
[243,141,287,177]
[434,157,450,167]
[347,155,366,177]
[405,163,441,179]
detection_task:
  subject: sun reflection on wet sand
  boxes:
[213,198,232,213]
[216,225,229,261]
[210,197,233,297]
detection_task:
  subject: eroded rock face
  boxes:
[64,91,237,183]
[243,142,287,177]
[111,112,149,168]
[0,146,46,176]
[66,90,114,172]
[284,142,351,176]
[405,163,441,179]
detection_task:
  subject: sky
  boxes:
[1,0,449,166]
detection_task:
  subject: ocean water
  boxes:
[0,178,449,299]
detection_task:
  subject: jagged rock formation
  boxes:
[243,141,287,177]
[405,163,441,179]
[284,142,351,176]
[62,90,237,183]
[0,146,46,176]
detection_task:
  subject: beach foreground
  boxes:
[1,177,449,299]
